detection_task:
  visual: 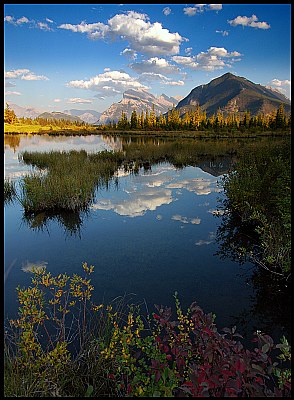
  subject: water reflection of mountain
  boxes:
[197,159,233,177]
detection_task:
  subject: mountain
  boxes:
[98,89,179,124]
[6,102,42,119]
[37,111,83,122]
[63,109,102,124]
[174,72,291,117]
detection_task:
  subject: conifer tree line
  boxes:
[102,103,291,132]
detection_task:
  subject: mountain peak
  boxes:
[175,72,290,117]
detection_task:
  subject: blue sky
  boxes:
[4,3,291,113]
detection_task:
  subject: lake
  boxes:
[4,133,290,347]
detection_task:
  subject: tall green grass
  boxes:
[18,150,124,213]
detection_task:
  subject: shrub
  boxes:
[5,265,291,397]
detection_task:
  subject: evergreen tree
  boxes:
[4,103,18,124]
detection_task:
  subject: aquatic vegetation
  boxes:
[219,140,291,278]
[18,150,124,213]
[4,178,17,204]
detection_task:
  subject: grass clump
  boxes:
[18,149,124,213]
[4,264,291,397]
[4,178,17,204]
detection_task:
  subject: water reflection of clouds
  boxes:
[171,215,201,225]
[92,164,222,218]
[208,209,225,216]
[91,188,173,217]
[166,178,222,195]
[195,231,216,246]
[21,260,48,273]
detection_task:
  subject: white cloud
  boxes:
[163,7,171,16]
[53,98,62,102]
[4,15,14,23]
[267,79,291,98]
[184,4,222,16]
[121,48,138,60]
[129,57,180,75]
[208,4,222,11]
[216,29,229,36]
[138,72,184,86]
[4,14,56,31]
[183,7,198,16]
[172,46,241,71]
[37,22,53,31]
[59,11,184,55]
[228,14,270,29]
[5,91,21,96]
[16,16,30,24]
[268,78,290,87]
[67,98,93,104]
[21,73,49,81]
[67,70,149,96]
[5,68,49,81]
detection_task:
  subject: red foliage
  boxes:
[151,302,291,397]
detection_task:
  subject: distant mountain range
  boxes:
[6,102,42,119]
[98,89,179,124]
[174,72,290,117]
[7,73,290,126]
[37,112,83,123]
[63,109,102,124]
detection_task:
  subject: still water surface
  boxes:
[4,134,289,346]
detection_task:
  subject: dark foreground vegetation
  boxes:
[4,263,291,397]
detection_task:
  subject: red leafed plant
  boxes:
[149,293,291,397]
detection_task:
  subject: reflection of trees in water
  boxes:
[4,134,21,153]
[21,209,88,238]
[214,198,291,342]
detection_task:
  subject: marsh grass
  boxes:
[4,178,17,204]
[18,150,124,213]
[15,137,290,215]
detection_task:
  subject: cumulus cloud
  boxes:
[228,14,270,29]
[184,4,222,16]
[53,98,62,102]
[163,7,171,16]
[268,78,290,87]
[67,70,149,96]
[172,46,241,71]
[5,68,49,81]
[67,98,93,104]
[37,22,53,31]
[4,15,55,31]
[59,11,184,55]
[267,79,291,98]
[120,48,138,60]
[137,72,184,87]
[129,57,180,75]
